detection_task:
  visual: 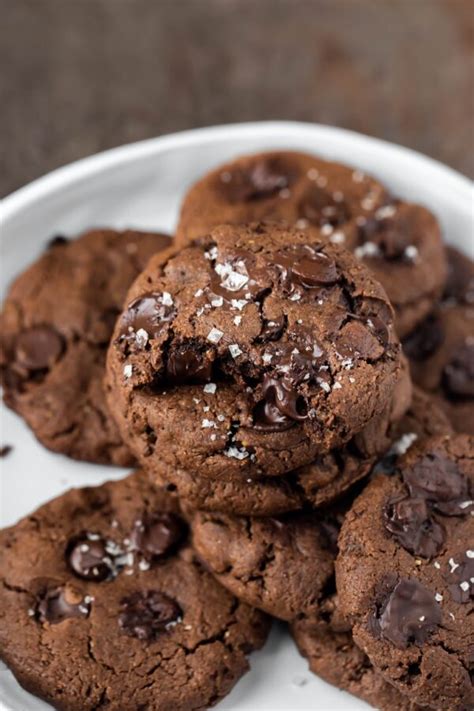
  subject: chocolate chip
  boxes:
[359,212,412,261]
[67,534,114,581]
[14,326,64,371]
[0,445,12,458]
[118,590,182,640]
[446,552,474,604]
[119,292,176,341]
[298,185,350,227]
[130,512,186,561]
[403,315,444,362]
[337,320,384,360]
[36,586,90,624]
[375,578,441,649]
[253,374,308,431]
[402,452,472,516]
[384,495,445,559]
[257,315,286,343]
[275,245,339,292]
[367,315,390,349]
[443,341,474,399]
[220,159,292,203]
[166,347,213,384]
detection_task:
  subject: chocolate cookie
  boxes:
[0,470,270,711]
[336,434,474,711]
[404,246,474,435]
[176,151,447,337]
[0,229,171,465]
[176,150,388,245]
[106,221,402,480]
[153,386,451,517]
[190,507,343,622]
[291,620,425,711]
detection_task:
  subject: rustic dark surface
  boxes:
[1,0,473,197]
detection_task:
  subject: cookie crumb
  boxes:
[292,674,309,687]
[0,445,13,458]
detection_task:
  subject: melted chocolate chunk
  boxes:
[14,326,64,371]
[336,320,385,361]
[36,586,90,624]
[403,315,444,362]
[443,341,474,399]
[376,578,441,649]
[166,347,212,384]
[274,245,339,293]
[298,185,350,227]
[383,495,445,559]
[253,374,308,431]
[119,292,176,341]
[446,552,474,604]
[220,159,292,203]
[359,211,413,261]
[257,315,286,343]
[367,316,390,349]
[67,534,115,581]
[130,512,186,561]
[402,452,472,516]
[118,590,182,640]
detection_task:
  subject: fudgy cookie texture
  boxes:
[291,620,425,711]
[188,389,452,622]
[404,246,474,435]
[0,229,172,465]
[336,434,474,711]
[176,150,388,245]
[107,221,402,481]
[154,387,450,517]
[0,470,270,711]
[176,151,447,337]
[190,506,342,622]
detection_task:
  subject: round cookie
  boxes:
[0,470,270,711]
[153,387,452,517]
[336,434,474,711]
[291,619,425,711]
[107,221,402,480]
[190,506,343,622]
[176,151,447,337]
[0,229,172,465]
[404,246,474,435]
[339,201,447,338]
[188,392,452,620]
[176,150,388,245]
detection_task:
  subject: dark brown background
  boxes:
[1,0,473,197]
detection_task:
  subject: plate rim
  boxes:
[2,121,473,225]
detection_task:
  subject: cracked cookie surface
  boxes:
[336,434,474,711]
[404,246,474,435]
[176,150,447,337]
[188,392,453,621]
[0,229,171,465]
[0,470,270,711]
[107,221,402,479]
[152,387,450,517]
[190,506,342,622]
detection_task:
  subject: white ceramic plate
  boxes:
[0,122,473,711]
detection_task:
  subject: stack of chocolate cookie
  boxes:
[1,151,472,711]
